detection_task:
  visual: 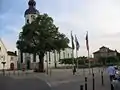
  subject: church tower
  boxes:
[18,0,40,70]
[24,0,39,24]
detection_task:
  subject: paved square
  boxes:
[0,68,111,90]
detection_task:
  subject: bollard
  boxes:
[80,85,84,90]
[111,83,114,90]
[92,73,95,90]
[92,68,93,74]
[101,71,104,86]
[85,77,87,90]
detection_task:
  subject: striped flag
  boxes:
[86,31,89,51]
[75,35,80,51]
[71,31,75,49]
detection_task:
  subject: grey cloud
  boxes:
[102,32,120,39]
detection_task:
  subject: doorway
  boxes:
[10,63,14,70]
[27,60,31,70]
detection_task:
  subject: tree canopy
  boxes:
[16,13,69,72]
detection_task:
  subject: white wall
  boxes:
[7,55,18,69]
[18,47,72,69]
[0,39,8,70]
[25,14,38,24]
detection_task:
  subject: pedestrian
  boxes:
[73,65,76,75]
[107,64,116,90]
[107,64,116,82]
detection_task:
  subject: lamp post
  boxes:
[46,52,48,74]
[1,61,6,76]
[49,52,52,76]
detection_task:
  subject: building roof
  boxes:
[7,51,17,56]
[0,38,7,53]
[24,7,39,16]
[24,0,39,16]
[93,46,118,54]
[108,49,116,53]
[93,51,100,54]
[99,46,107,49]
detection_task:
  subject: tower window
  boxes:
[27,19,29,24]
[11,57,13,61]
[31,15,35,20]
[68,53,69,58]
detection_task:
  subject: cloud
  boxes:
[36,0,120,56]
[1,0,120,56]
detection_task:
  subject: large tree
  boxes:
[16,13,69,72]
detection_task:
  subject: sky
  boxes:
[1,0,120,56]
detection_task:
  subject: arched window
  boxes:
[68,53,69,58]
[11,57,13,61]
[27,19,29,24]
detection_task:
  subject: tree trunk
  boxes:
[20,51,23,63]
[20,51,23,70]
[38,54,44,72]
[33,53,36,62]
[54,50,57,68]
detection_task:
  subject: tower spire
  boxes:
[24,0,39,21]
[28,0,36,8]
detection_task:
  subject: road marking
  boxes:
[34,75,52,87]
[46,82,52,87]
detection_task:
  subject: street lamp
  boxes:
[46,52,48,74]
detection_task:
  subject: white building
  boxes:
[7,51,18,70]
[18,0,73,70]
[0,38,17,70]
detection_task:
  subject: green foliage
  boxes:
[77,56,87,64]
[17,14,69,54]
[59,56,87,65]
[59,58,73,64]
[16,13,69,71]
[98,56,119,65]
[106,56,118,63]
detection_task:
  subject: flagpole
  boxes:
[88,49,91,74]
[72,48,74,69]
[86,31,91,74]
[76,49,78,69]
[75,35,80,70]
[71,31,75,69]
